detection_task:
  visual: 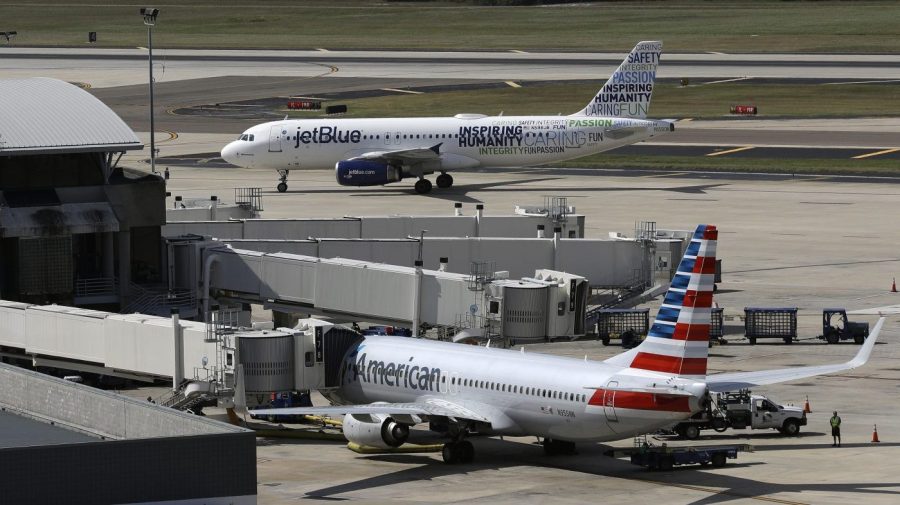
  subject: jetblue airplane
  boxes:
[221,41,673,194]
[251,225,885,464]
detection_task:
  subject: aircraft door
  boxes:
[603,381,618,423]
[439,370,451,394]
[268,125,283,152]
[449,372,460,395]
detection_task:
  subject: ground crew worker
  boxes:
[830,411,842,447]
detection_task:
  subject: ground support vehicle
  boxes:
[590,308,649,347]
[819,309,869,344]
[250,391,312,423]
[744,307,797,344]
[672,390,806,439]
[605,436,751,471]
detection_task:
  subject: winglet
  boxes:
[848,316,885,368]
[705,316,886,392]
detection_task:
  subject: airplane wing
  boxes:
[706,317,885,392]
[249,396,491,423]
[350,143,442,164]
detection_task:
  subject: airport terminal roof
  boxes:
[0,77,142,155]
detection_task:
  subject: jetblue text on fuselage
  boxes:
[458,125,524,148]
[294,126,362,147]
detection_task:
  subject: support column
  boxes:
[102,232,115,280]
[172,308,184,391]
[117,230,131,300]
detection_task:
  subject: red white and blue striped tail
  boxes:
[605,224,717,379]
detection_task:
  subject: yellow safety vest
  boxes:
[830,416,841,427]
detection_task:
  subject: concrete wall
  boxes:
[0,362,246,439]
[0,364,255,505]
[0,433,257,505]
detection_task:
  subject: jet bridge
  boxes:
[202,244,588,342]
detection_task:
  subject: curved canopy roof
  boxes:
[0,77,142,155]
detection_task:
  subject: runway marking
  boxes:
[315,48,329,52]
[505,81,521,88]
[645,172,688,178]
[703,76,753,85]
[381,88,423,95]
[136,46,147,50]
[509,49,528,54]
[157,130,179,143]
[706,146,755,157]
[853,148,899,159]
[706,51,727,55]
[823,79,900,86]
[678,118,694,122]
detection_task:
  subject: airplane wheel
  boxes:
[277,182,288,193]
[442,443,461,464]
[436,173,453,189]
[459,440,474,463]
[414,179,433,194]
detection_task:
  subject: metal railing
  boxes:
[234,187,263,212]
[123,283,197,315]
[75,277,118,297]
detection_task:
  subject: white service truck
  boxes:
[672,390,807,439]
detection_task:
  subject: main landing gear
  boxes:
[543,438,577,456]
[436,172,453,189]
[414,178,432,195]
[442,440,474,464]
[276,169,289,193]
[414,173,453,195]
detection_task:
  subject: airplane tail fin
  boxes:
[604,224,717,380]
[572,40,662,119]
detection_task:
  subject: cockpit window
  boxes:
[248,134,255,141]
[239,134,248,141]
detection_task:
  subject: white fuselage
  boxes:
[221,115,672,172]
[325,335,706,442]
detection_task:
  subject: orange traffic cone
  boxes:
[872,425,881,443]
[803,395,811,414]
[892,278,897,293]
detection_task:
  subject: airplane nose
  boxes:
[221,142,240,166]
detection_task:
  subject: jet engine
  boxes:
[342,413,410,448]
[335,160,402,187]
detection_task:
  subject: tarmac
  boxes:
[151,158,900,505]
[8,48,899,504]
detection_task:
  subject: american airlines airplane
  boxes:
[250,225,885,464]
[220,41,673,194]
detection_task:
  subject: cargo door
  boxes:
[268,125,283,152]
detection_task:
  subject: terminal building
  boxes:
[0,77,165,310]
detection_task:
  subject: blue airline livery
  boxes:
[221,41,673,194]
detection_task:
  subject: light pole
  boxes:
[140,8,159,174]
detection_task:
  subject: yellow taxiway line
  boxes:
[852,148,899,159]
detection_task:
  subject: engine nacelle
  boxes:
[342,413,410,449]
[335,160,402,187]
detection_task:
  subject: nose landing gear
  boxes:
[276,169,289,193]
